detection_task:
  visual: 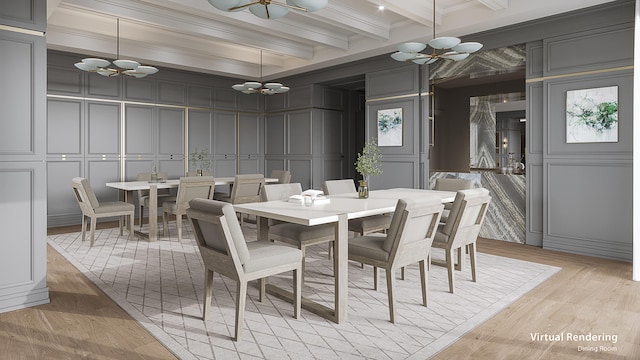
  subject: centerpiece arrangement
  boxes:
[189,147,211,176]
[354,138,382,198]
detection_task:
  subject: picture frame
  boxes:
[377,108,403,146]
[566,86,618,143]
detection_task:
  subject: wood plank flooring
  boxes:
[1,223,638,359]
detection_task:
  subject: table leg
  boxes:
[257,216,269,241]
[148,184,157,242]
[334,213,348,323]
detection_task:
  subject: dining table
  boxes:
[106,176,278,242]
[233,188,456,324]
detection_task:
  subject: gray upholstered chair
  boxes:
[431,188,491,293]
[348,196,443,323]
[322,179,393,236]
[186,199,302,341]
[433,178,474,222]
[71,177,135,247]
[262,183,336,286]
[162,176,215,241]
[270,169,292,184]
[215,174,265,225]
[136,172,176,230]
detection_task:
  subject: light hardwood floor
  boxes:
[1,223,638,359]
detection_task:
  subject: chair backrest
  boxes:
[270,170,291,184]
[442,188,492,249]
[433,178,474,191]
[262,183,303,201]
[230,174,265,204]
[322,179,356,195]
[186,199,251,277]
[186,170,213,177]
[383,196,444,264]
[136,172,170,198]
[71,177,100,215]
[173,176,216,213]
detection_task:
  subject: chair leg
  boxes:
[176,214,182,241]
[119,215,123,236]
[446,249,455,293]
[469,242,477,283]
[419,259,428,307]
[162,211,168,237]
[455,247,463,271]
[401,267,405,280]
[129,212,134,240]
[386,268,396,323]
[258,278,267,302]
[373,266,378,290]
[300,246,307,288]
[293,267,301,319]
[89,217,97,247]
[81,215,87,242]
[234,281,247,341]
[139,205,144,230]
[203,270,214,320]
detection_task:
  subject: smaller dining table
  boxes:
[106,176,278,242]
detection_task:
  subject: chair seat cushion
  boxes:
[348,234,389,262]
[433,226,448,247]
[244,241,302,273]
[269,222,335,244]
[94,201,135,214]
[349,214,392,233]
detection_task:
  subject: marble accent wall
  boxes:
[430,171,526,243]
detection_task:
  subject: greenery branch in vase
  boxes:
[355,138,382,198]
[189,147,211,176]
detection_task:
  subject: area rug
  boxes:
[48,223,560,360]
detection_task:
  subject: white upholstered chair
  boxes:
[186,199,302,341]
[71,177,135,247]
[431,188,491,293]
[348,196,443,323]
[215,174,265,225]
[262,183,336,286]
[270,169,292,184]
[136,172,176,230]
[433,178,474,222]
[162,176,215,241]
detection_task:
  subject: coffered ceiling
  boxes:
[46,0,615,81]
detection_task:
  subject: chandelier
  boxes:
[391,0,482,65]
[208,0,328,20]
[232,50,290,95]
[74,19,159,78]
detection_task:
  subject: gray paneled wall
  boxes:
[0,0,50,313]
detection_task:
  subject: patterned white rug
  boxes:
[48,223,559,360]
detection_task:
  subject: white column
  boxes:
[634,0,639,281]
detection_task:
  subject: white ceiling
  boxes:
[46,0,615,81]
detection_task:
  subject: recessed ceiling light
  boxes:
[378,5,385,11]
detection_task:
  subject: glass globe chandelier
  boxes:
[391,0,482,65]
[74,18,159,78]
[208,0,328,20]
[232,50,290,95]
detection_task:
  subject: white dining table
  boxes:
[106,176,278,242]
[233,188,456,324]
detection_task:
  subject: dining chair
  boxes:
[186,198,302,341]
[431,188,491,293]
[162,176,215,241]
[348,196,443,323]
[262,183,336,286]
[136,172,176,230]
[186,170,213,177]
[433,178,474,222]
[270,169,292,184]
[71,177,135,247]
[215,174,265,225]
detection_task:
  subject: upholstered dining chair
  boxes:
[270,169,292,184]
[186,199,302,341]
[433,178,474,222]
[348,196,443,323]
[136,172,176,230]
[262,183,336,286]
[431,188,491,293]
[215,174,265,225]
[71,177,135,247]
[162,176,215,241]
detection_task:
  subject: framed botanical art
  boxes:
[566,86,618,143]
[377,108,403,146]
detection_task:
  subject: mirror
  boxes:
[470,92,526,173]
